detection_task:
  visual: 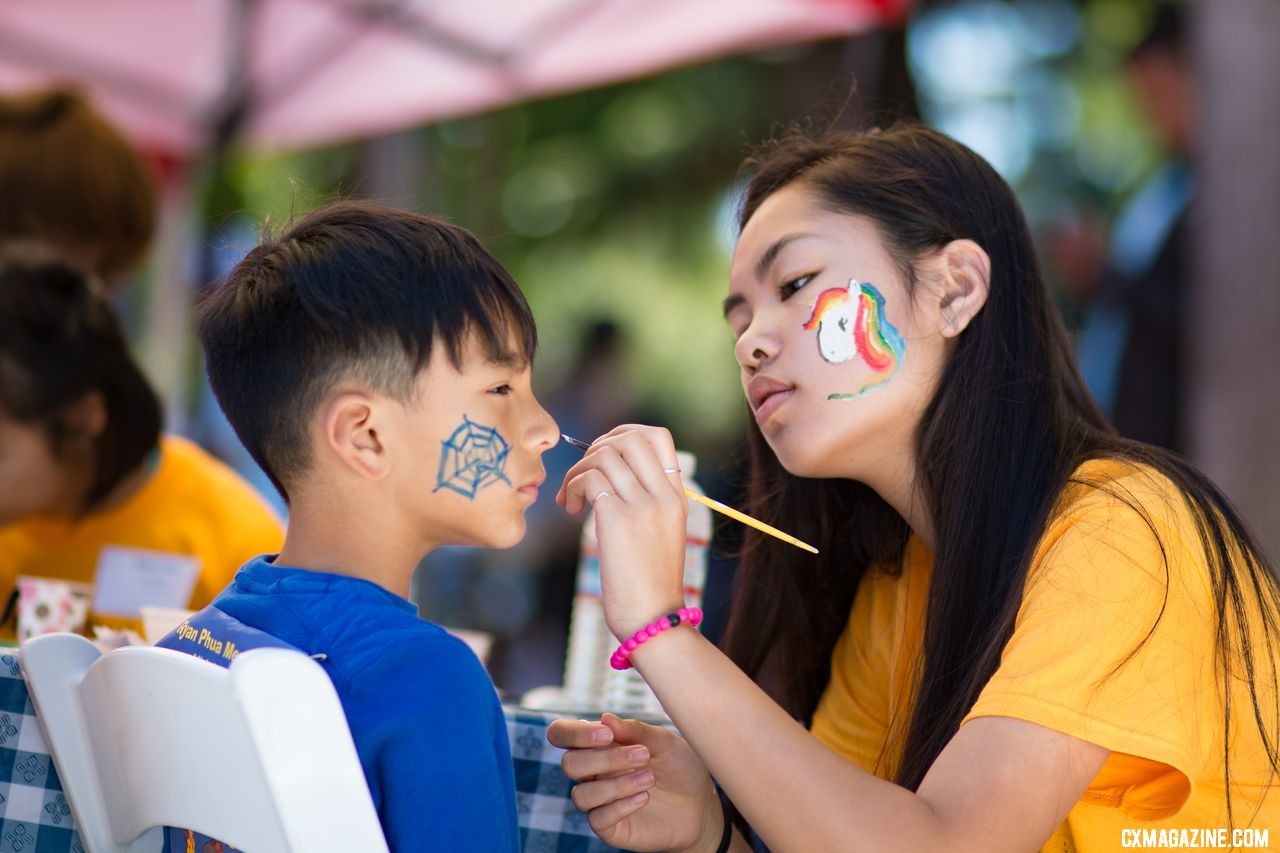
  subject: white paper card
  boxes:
[92,546,201,617]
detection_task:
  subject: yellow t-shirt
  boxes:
[0,435,283,632]
[811,459,1278,851]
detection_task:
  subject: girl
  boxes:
[549,124,1279,852]
[0,256,283,636]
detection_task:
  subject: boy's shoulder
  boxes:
[324,613,495,705]
[219,564,494,701]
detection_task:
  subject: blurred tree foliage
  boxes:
[195,0,1165,454]
[199,38,907,455]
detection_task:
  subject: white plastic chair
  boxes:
[20,633,389,853]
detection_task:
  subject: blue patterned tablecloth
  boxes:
[506,707,626,853]
[0,650,84,853]
[0,646,615,853]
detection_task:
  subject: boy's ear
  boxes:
[321,392,389,481]
[933,239,991,338]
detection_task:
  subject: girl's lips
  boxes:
[754,388,795,424]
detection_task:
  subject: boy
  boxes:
[165,201,558,851]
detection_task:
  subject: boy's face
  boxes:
[388,332,558,551]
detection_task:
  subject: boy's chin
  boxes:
[474,517,527,550]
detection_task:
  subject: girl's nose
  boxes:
[736,326,781,371]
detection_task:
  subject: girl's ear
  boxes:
[63,391,108,442]
[322,391,391,481]
[934,239,991,338]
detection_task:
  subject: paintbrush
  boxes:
[560,433,819,554]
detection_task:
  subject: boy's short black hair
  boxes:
[196,200,537,503]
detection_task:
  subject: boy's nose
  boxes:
[526,401,559,452]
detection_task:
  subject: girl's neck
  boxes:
[857,450,936,552]
[58,449,158,520]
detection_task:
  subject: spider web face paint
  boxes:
[801,278,906,400]
[434,415,512,499]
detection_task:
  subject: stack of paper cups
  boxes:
[562,535,609,711]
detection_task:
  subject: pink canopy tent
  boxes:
[1,0,906,416]
[0,0,905,155]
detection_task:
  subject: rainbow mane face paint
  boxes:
[802,278,906,400]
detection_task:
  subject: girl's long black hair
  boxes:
[720,123,1279,822]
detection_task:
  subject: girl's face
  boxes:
[0,413,72,524]
[726,185,953,483]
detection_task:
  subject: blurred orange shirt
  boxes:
[0,435,283,633]
[811,458,1277,851]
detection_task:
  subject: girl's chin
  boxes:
[769,441,832,480]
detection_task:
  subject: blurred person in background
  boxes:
[0,88,155,290]
[1072,2,1194,453]
[0,255,283,637]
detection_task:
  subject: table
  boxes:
[506,707,628,853]
[0,649,618,853]
[0,648,83,853]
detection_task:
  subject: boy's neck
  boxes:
[275,493,428,600]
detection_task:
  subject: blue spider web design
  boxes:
[434,415,512,499]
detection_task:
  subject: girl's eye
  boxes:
[778,274,814,300]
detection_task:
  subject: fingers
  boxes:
[557,427,683,510]
[597,425,680,471]
[561,467,618,516]
[602,431,684,502]
[587,789,651,836]
[602,712,674,749]
[562,741,651,782]
[547,718,614,749]
[572,768,655,813]
[571,444,644,501]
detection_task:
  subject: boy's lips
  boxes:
[518,475,545,499]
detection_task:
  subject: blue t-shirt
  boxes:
[165,556,518,852]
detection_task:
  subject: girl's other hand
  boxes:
[548,713,724,853]
[557,425,688,638]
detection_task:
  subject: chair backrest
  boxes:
[20,633,388,853]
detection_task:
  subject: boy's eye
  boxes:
[489,384,513,396]
[778,274,815,300]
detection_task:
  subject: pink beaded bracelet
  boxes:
[609,607,703,670]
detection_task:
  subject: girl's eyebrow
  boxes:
[722,292,746,319]
[755,232,815,281]
[724,231,818,319]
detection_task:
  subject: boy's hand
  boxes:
[548,713,724,853]
[557,425,688,638]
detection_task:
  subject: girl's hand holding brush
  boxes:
[557,425,690,641]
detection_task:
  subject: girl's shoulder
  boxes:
[1052,456,1193,539]
[1033,456,1216,615]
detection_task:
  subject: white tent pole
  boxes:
[140,167,200,435]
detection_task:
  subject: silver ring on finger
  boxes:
[662,467,681,474]
[593,490,612,504]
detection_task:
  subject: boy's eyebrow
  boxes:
[485,353,530,369]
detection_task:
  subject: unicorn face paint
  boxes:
[802,278,906,399]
